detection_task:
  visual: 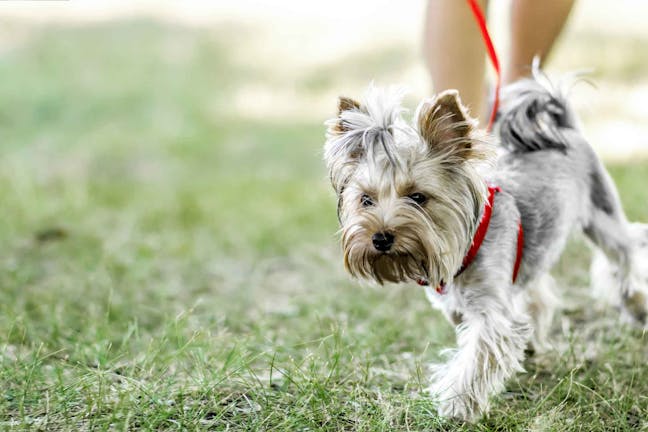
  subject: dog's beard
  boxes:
[341,209,470,286]
[343,233,429,285]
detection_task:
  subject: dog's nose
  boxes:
[372,232,394,252]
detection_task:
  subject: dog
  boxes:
[322,68,648,421]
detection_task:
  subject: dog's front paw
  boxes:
[437,396,476,422]
[428,382,482,422]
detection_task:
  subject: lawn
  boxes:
[1,20,647,431]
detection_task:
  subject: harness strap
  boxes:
[417,186,524,293]
[459,185,500,275]
[512,220,524,283]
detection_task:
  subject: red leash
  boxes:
[466,0,500,132]
[417,5,521,291]
[465,1,525,282]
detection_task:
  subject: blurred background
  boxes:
[0,1,647,429]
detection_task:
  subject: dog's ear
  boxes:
[329,96,362,135]
[417,90,477,159]
[338,96,361,114]
[324,96,365,195]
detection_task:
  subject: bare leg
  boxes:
[423,0,488,121]
[505,0,576,84]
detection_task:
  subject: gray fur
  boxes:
[589,168,616,215]
[427,71,647,419]
[474,73,638,311]
[497,69,575,154]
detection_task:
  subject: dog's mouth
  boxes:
[342,232,438,285]
[360,254,432,285]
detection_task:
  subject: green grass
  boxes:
[0,21,647,431]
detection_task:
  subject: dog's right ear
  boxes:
[324,96,363,195]
[329,96,362,134]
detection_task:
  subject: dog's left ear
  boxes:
[417,90,477,159]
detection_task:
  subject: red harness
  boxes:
[417,186,524,293]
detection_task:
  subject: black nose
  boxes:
[372,232,394,252]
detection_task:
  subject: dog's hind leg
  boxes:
[590,222,648,325]
[583,160,648,326]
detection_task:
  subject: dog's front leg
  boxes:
[428,288,531,421]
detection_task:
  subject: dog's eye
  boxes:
[408,192,427,205]
[360,194,374,207]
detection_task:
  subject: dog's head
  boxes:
[324,86,491,286]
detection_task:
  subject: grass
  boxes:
[0,20,647,431]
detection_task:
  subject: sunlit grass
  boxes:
[0,21,647,430]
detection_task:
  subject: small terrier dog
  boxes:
[323,68,648,421]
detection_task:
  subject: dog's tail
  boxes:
[497,60,578,153]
